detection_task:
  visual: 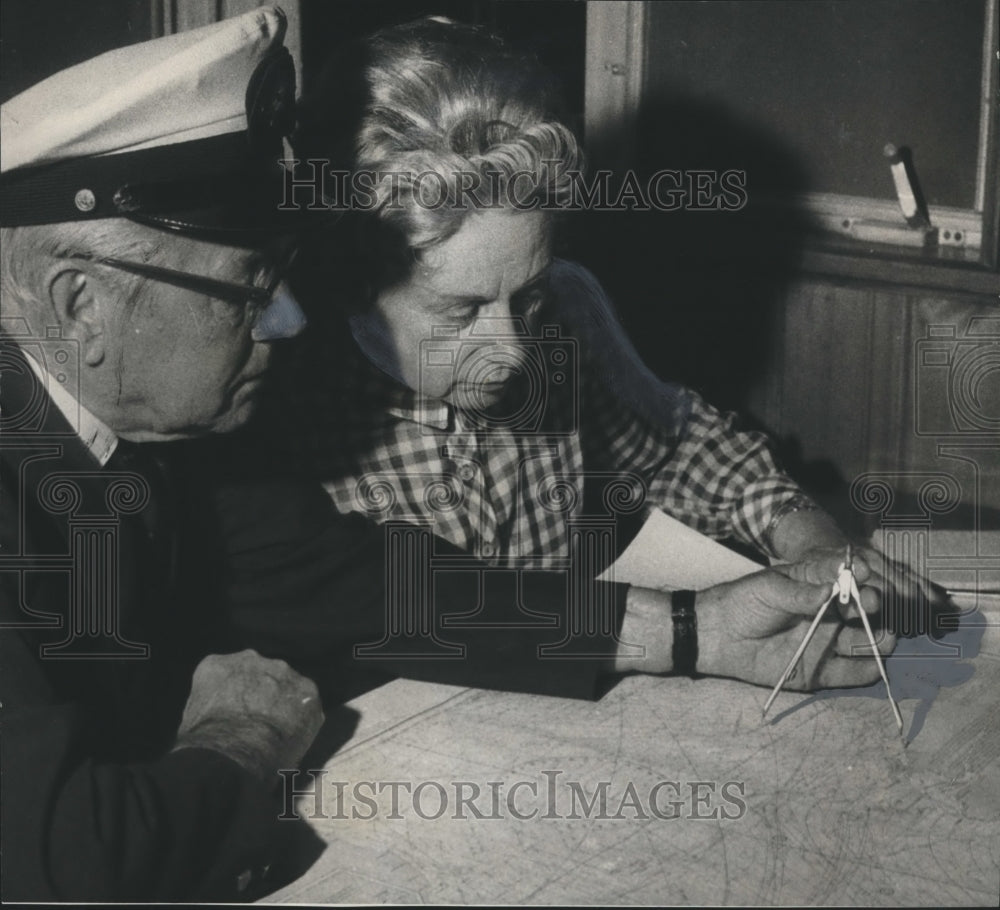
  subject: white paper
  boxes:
[596,509,763,590]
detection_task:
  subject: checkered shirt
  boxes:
[288,265,816,569]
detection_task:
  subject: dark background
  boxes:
[645,0,985,209]
[4,0,996,526]
[1,0,155,103]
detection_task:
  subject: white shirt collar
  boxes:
[23,352,118,466]
[385,396,453,431]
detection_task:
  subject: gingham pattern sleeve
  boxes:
[585,376,818,558]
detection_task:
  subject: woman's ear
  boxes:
[46,266,107,366]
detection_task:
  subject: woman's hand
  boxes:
[696,561,897,690]
[768,505,950,637]
[787,543,951,636]
[616,554,898,690]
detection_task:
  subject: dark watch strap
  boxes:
[671,589,699,677]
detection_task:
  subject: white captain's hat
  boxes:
[0,6,307,235]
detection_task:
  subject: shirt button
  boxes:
[458,463,476,481]
[236,869,253,893]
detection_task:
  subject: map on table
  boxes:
[268,607,1000,906]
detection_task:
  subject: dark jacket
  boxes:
[1,337,629,901]
[0,340,281,902]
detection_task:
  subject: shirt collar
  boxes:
[385,390,453,430]
[23,351,118,466]
[369,368,516,435]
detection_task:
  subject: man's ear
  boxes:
[46,267,107,366]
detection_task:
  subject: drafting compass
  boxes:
[761,544,904,736]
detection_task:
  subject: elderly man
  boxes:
[0,9,325,901]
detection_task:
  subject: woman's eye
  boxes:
[450,305,478,326]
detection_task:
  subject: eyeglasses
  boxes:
[69,244,299,311]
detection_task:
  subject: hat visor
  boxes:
[125,193,338,240]
[120,164,339,240]
[0,132,335,233]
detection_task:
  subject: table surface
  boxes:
[265,595,1000,906]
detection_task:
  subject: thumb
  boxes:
[772,552,844,586]
[762,572,833,616]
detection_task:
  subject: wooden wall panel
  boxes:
[746,278,999,532]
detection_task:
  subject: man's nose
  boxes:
[252,283,307,341]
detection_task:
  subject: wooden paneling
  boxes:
[746,278,1000,532]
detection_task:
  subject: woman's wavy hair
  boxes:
[295,17,583,310]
